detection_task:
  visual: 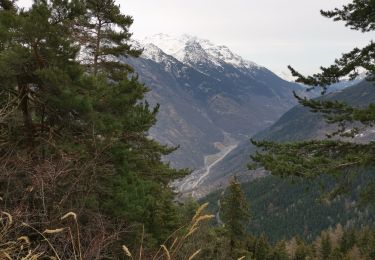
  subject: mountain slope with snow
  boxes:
[124,34,304,191]
[143,34,260,71]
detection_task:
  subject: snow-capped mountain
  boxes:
[124,34,304,194]
[142,34,260,71]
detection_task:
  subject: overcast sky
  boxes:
[18,0,373,75]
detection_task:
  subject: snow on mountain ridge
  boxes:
[143,33,185,55]
[181,40,223,68]
[197,39,259,70]
[141,43,165,63]
[141,33,261,70]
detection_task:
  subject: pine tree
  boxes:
[0,0,85,151]
[340,229,356,254]
[321,233,333,259]
[0,0,15,10]
[250,0,375,200]
[270,241,290,260]
[221,176,251,257]
[329,248,346,260]
[0,0,188,256]
[252,234,270,260]
[76,0,141,79]
[293,237,313,260]
[0,0,110,255]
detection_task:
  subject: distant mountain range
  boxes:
[125,34,303,171]
[199,79,374,198]
[255,79,375,142]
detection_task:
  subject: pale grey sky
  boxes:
[18,0,373,75]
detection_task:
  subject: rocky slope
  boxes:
[125,34,303,173]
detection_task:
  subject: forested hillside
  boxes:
[0,0,193,258]
[204,172,375,243]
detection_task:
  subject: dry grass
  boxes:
[0,211,43,259]
[0,211,83,260]
[0,145,141,259]
[0,203,215,259]
[122,202,214,260]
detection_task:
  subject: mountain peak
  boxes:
[140,43,165,62]
[140,34,261,71]
[143,34,187,57]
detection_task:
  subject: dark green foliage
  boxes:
[321,0,375,32]
[181,198,375,259]
[0,0,15,10]
[196,227,232,260]
[251,139,374,178]
[340,229,356,253]
[251,0,375,201]
[291,237,313,260]
[287,0,375,88]
[0,0,187,256]
[252,234,270,260]
[269,241,289,260]
[221,176,251,256]
[77,0,142,78]
[359,179,375,205]
[320,234,332,259]
[0,0,85,149]
[204,174,375,243]
[329,249,346,260]
[292,91,375,138]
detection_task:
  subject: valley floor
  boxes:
[174,137,239,198]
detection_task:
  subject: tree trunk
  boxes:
[19,83,34,149]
